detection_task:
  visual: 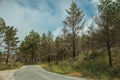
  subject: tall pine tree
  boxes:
[4,26,19,65]
[63,1,84,60]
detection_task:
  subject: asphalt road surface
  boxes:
[14,65,86,80]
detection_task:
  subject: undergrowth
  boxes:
[0,61,23,71]
[41,51,120,80]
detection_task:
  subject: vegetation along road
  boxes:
[13,65,86,80]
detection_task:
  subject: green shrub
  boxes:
[41,61,74,74]
[108,66,120,78]
[0,61,23,71]
[75,59,109,78]
[41,63,50,70]
[52,60,73,74]
[41,52,120,79]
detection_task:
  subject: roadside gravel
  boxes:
[0,69,17,80]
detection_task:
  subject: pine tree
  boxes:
[95,0,120,67]
[63,1,84,60]
[47,31,53,63]
[4,26,19,65]
[0,17,6,47]
[19,30,40,64]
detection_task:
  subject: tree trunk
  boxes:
[106,19,112,67]
[48,54,51,63]
[73,34,75,60]
[6,43,10,65]
[107,40,112,67]
[6,54,9,65]
[57,51,60,64]
[48,45,51,63]
[31,52,34,64]
[63,48,66,60]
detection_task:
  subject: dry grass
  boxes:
[68,71,82,77]
[0,62,22,71]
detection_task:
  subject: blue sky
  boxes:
[0,0,99,40]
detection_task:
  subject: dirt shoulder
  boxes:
[0,69,17,80]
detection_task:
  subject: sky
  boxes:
[0,0,99,41]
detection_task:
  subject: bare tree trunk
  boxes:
[6,54,9,65]
[107,40,112,67]
[31,52,34,64]
[106,18,112,67]
[57,51,60,64]
[63,48,66,60]
[48,45,51,63]
[73,34,75,60]
[48,54,51,63]
[6,43,9,65]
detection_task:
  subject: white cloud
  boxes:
[91,0,99,5]
[0,0,99,41]
[0,0,73,41]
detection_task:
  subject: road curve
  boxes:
[14,65,86,80]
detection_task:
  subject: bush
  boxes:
[108,66,120,78]
[73,56,110,79]
[13,62,23,68]
[41,61,73,74]
[52,61,73,74]
[41,52,120,79]
[41,63,50,70]
[0,61,23,71]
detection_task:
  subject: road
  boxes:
[14,65,86,80]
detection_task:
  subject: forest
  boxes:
[0,0,120,79]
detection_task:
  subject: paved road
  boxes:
[14,65,86,80]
